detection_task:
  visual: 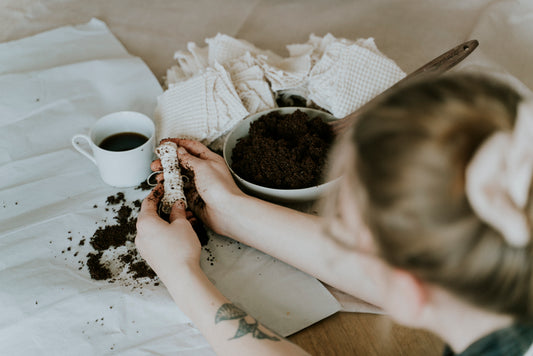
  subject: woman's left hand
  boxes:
[135,183,201,281]
[136,185,310,356]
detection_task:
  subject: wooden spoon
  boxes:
[330,39,479,134]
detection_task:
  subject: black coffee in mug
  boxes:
[98,132,148,152]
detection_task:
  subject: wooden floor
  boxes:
[289,312,444,356]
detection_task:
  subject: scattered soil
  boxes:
[62,178,209,286]
[130,261,157,279]
[85,192,154,284]
[106,192,125,205]
[87,252,112,280]
[52,179,212,337]
[231,109,334,189]
[135,180,152,191]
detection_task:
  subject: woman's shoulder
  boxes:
[442,322,533,356]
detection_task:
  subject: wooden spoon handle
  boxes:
[330,39,479,134]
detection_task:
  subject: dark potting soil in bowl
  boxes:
[231,110,334,189]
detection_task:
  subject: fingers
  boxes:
[184,188,205,219]
[169,200,187,223]
[155,172,164,184]
[176,139,218,160]
[139,183,164,219]
[150,159,162,172]
[160,137,181,145]
[152,139,218,173]
[177,146,203,171]
[148,161,164,183]
[139,183,189,224]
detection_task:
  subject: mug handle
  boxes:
[72,134,97,165]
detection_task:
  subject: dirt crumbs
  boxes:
[62,179,208,287]
[85,192,156,283]
[135,180,152,191]
[230,109,334,189]
[86,252,112,280]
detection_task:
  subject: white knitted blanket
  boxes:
[155,33,405,147]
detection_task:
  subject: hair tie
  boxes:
[465,100,533,247]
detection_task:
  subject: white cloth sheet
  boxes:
[158,33,405,147]
[0,19,341,356]
[156,63,249,144]
[1,1,533,355]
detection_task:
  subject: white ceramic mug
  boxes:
[72,111,155,187]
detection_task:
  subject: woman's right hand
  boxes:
[151,138,246,234]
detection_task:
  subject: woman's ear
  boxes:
[382,268,429,328]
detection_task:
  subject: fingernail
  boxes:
[177,147,186,154]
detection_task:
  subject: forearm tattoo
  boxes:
[215,303,280,341]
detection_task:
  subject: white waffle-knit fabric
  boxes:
[205,34,276,66]
[256,53,311,92]
[158,33,405,146]
[167,42,209,83]
[155,63,248,144]
[226,52,276,114]
[307,36,406,118]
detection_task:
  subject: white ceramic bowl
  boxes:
[223,107,339,203]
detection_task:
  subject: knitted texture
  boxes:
[158,33,405,146]
[155,141,186,213]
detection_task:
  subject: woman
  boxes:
[136,73,533,355]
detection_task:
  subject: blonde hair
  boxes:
[325,73,532,318]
